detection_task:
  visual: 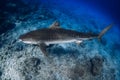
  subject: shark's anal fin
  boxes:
[39,43,48,56]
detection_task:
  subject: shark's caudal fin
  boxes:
[98,24,113,39]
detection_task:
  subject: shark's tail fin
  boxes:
[98,24,113,39]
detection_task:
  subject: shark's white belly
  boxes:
[20,39,83,45]
[45,39,82,45]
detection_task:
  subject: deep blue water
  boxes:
[40,0,120,25]
[39,0,120,48]
[0,0,120,80]
[76,0,120,24]
[25,0,120,79]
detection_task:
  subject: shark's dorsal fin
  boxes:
[49,21,61,29]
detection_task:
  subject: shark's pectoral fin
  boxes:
[39,43,48,56]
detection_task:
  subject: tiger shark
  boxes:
[19,21,112,56]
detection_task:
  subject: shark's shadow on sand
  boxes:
[47,44,80,57]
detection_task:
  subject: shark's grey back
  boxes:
[20,28,98,42]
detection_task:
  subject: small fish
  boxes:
[19,21,113,56]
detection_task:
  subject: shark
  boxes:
[19,21,112,56]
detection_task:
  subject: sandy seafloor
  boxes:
[0,0,120,80]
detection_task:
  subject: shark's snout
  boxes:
[18,34,27,43]
[18,39,22,42]
[18,34,38,44]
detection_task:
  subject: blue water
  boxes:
[41,0,120,54]
[0,0,120,80]
[29,0,120,79]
